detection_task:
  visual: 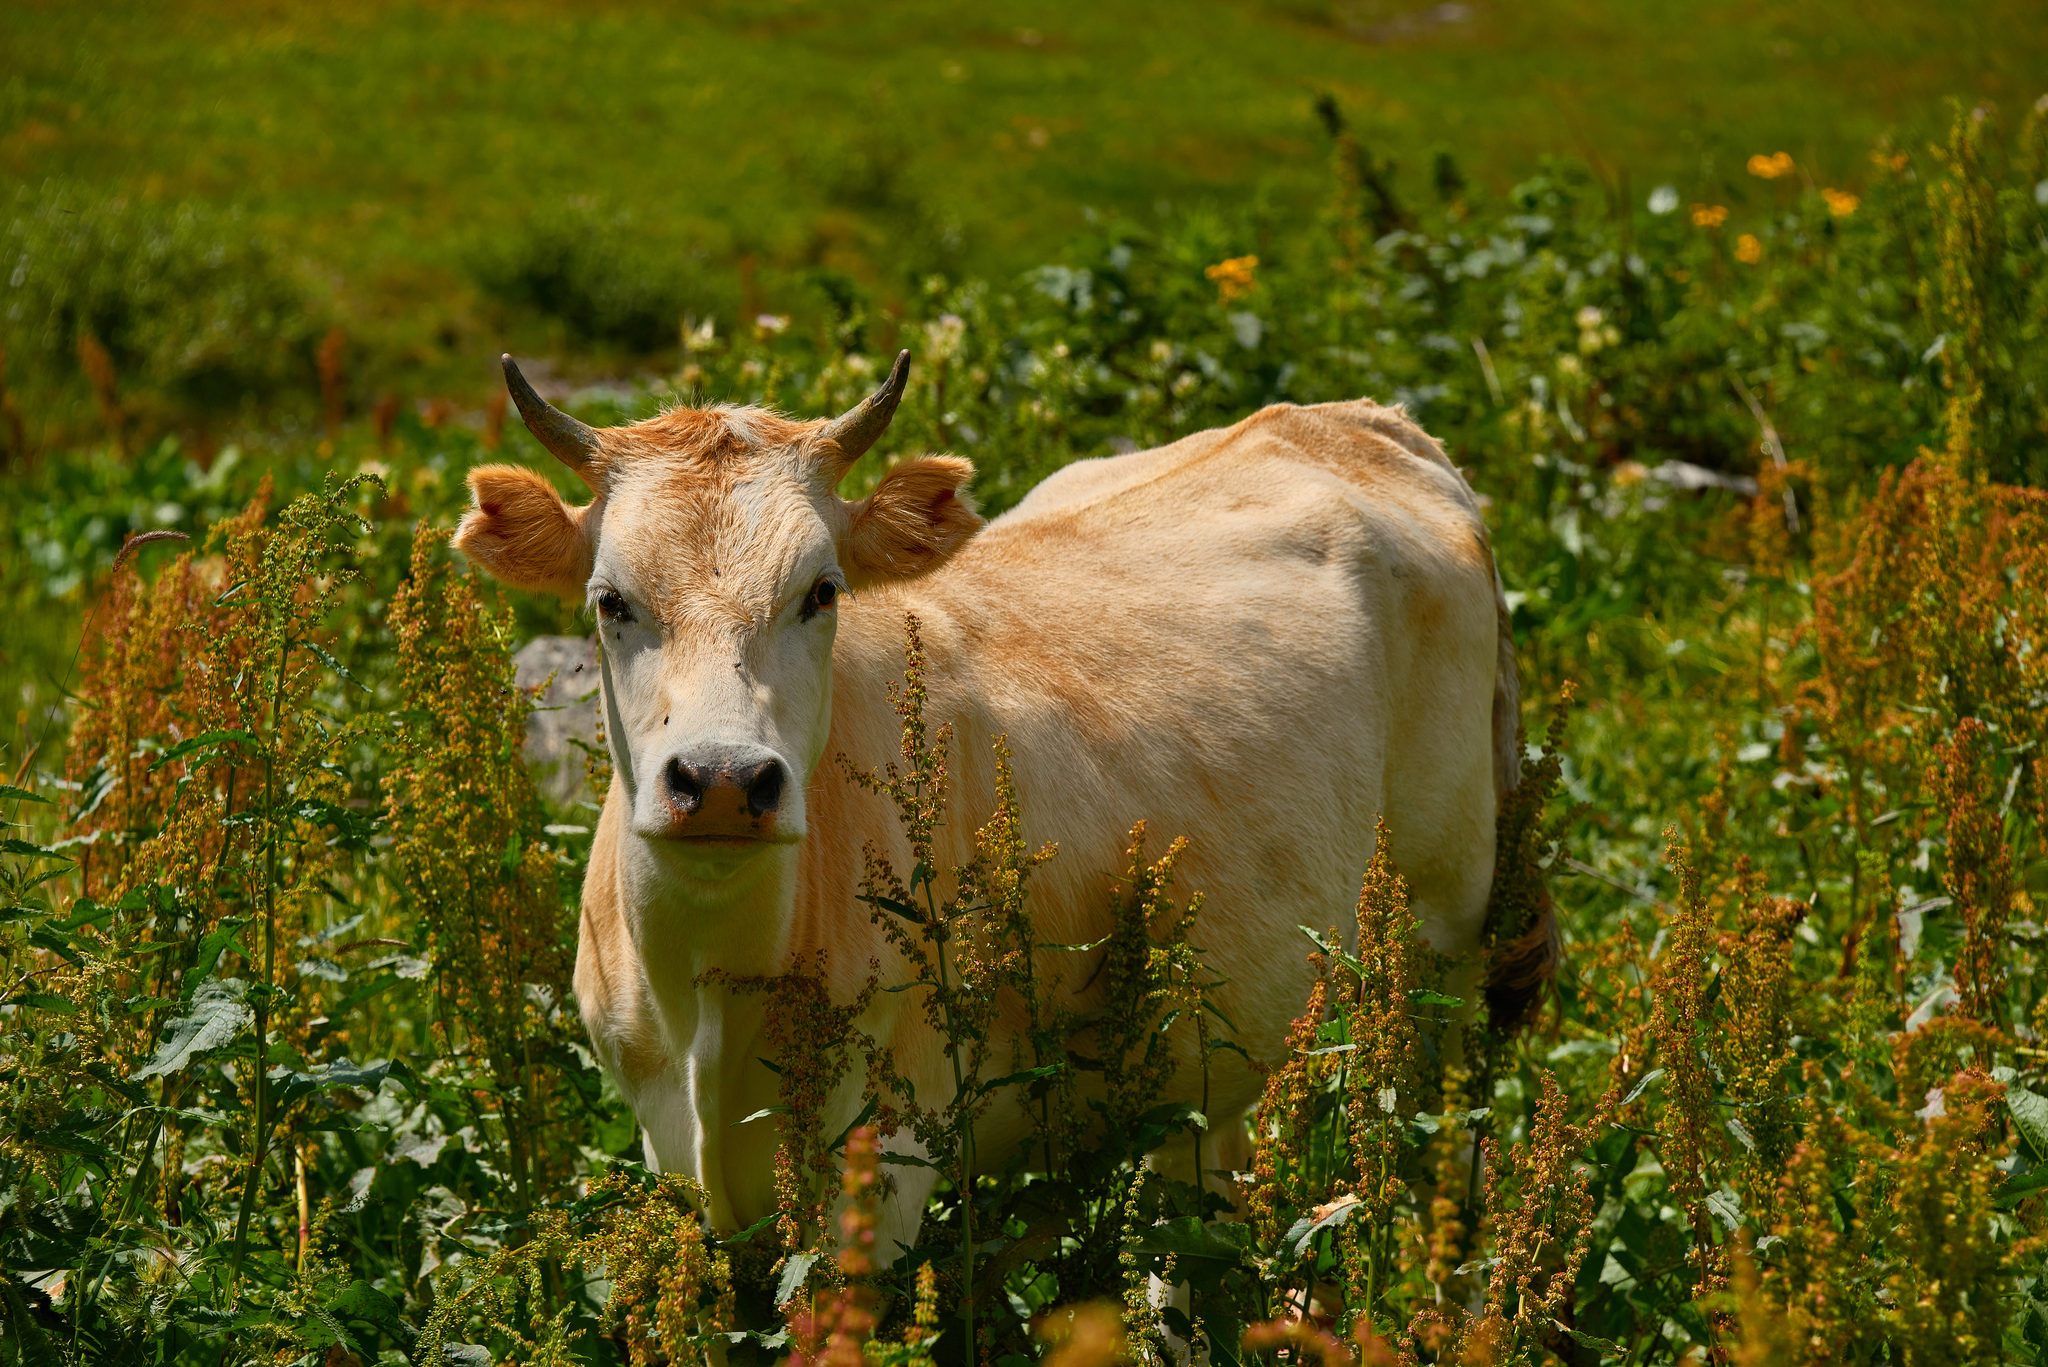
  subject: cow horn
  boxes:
[818,350,910,474]
[501,354,604,481]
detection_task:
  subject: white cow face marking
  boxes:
[584,459,847,856]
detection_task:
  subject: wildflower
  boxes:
[756,313,790,335]
[1691,203,1729,228]
[1822,187,1860,216]
[925,312,966,358]
[1576,306,1620,354]
[1647,184,1679,214]
[1204,254,1259,303]
[1747,151,1795,179]
[1736,233,1764,264]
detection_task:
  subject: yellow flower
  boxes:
[1747,151,1796,179]
[1691,204,1730,228]
[1204,254,1259,303]
[1822,187,1860,216]
[1871,148,1909,171]
[1735,233,1763,264]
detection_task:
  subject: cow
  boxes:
[453,351,1546,1260]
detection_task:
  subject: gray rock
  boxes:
[514,635,600,809]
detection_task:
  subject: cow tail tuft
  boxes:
[1481,560,1561,1033]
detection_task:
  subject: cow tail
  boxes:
[1481,559,1560,1033]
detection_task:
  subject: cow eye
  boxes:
[800,578,838,621]
[596,589,633,623]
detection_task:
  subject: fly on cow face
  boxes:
[454,351,982,863]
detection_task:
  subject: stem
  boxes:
[925,861,975,1356]
[295,1144,311,1275]
[229,624,289,1284]
[1196,1011,1210,1200]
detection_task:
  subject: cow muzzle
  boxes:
[656,749,793,845]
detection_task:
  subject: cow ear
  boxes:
[844,456,982,585]
[454,464,596,599]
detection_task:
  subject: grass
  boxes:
[5,0,2045,402]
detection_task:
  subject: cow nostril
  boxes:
[664,757,705,813]
[743,761,786,817]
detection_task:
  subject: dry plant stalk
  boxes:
[385,523,578,1208]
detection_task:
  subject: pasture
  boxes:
[3,6,2048,1364]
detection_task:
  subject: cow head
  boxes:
[454,352,979,878]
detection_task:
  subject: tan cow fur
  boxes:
[454,393,1519,1256]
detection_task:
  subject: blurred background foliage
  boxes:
[4,0,2048,420]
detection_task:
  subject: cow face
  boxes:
[454,354,978,874]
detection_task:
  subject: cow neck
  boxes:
[784,591,990,1010]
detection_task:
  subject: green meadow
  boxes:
[6,0,2045,399]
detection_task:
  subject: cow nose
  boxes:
[662,756,787,817]
[740,760,785,817]
[663,757,705,814]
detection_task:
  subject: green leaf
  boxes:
[2,993,78,1015]
[1281,1193,1365,1259]
[184,918,253,995]
[46,899,116,932]
[828,1097,879,1153]
[1202,999,1242,1033]
[1556,1323,1628,1355]
[1995,1165,2048,1209]
[0,838,66,860]
[1407,988,1465,1007]
[2009,1083,2048,1161]
[1297,924,1367,978]
[18,1119,118,1166]
[27,928,83,963]
[1621,1067,1666,1107]
[775,1251,821,1306]
[306,641,366,691]
[1132,1217,1247,1292]
[326,1279,405,1333]
[878,1152,943,1170]
[268,1057,401,1108]
[283,797,377,850]
[132,979,253,1079]
[0,1277,63,1367]
[974,1063,1065,1096]
[862,894,925,923]
[0,784,51,805]
[1411,1106,1489,1136]
[146,728,262,773]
